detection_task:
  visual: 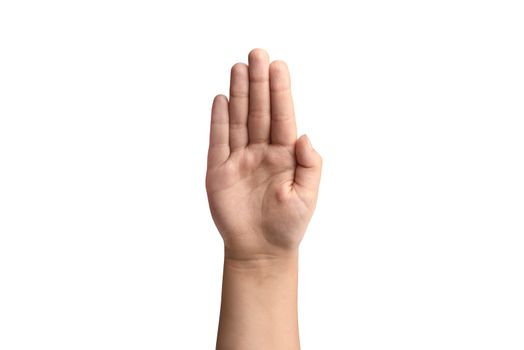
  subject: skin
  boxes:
[206,49,322,350]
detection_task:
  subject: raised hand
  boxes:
[206,49,322,261]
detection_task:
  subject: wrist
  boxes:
[223,247,299,278]
[224,246,298,266]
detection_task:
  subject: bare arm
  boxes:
[206,49,322,350]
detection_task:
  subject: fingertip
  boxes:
[211,94,229,121]
[303,134,312,148]
[212,94,228,110]
[248,48,270,82]
[249,48,269,62]
[230,64,249,99]
[269,60,289,74]
[215,94,228,102]
[269,60,291,91]
[298,134,311,149]
[231,62,248,75]
[296,134,322,167]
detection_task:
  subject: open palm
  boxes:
[205,49,322,260]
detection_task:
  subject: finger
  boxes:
[247,48,271,145]
[228,63,249,151]
[294,135,322,191]
[207,95,230,168]
[269,60,296,146]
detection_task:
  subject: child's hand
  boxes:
[206,49,322,262]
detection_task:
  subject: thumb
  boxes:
[294,134,322,191]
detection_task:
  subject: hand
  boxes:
[206,49,322,261]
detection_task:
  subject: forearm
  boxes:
[216,248,300,350]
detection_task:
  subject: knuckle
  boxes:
[249,110,270,119]
[271,113,293,122]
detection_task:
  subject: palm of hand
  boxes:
[207,143,308,257]
[206,50,322,259]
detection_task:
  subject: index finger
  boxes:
[269,60,296,146]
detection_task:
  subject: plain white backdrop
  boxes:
[1,1,523,349]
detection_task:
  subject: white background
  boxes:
[1,1,523,349]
